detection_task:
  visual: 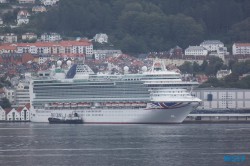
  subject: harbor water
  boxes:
[0,123,250,166]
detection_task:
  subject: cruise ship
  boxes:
[29,59,201,123]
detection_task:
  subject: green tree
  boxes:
[1,98,11,109]
[179,61,193,74]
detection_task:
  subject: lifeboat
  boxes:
[106,103,111,107]
[77,102,84,107]
[84,102,91,107]
[135,103,141,106]
[57,103,63,107]
[64,103,70,107]
[111,102,119,107]
[52,103,58,107]
[125,103,131,107]
[71,103,77,108]
[132,103,137,106]
[119,102,124,106]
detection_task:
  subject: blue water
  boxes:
[0,123,249,166]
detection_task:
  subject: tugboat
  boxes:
[48,113,83,124]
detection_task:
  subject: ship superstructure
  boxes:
[30,60,201,123]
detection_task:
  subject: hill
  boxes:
[23,0,250,53]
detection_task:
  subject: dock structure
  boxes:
[186,88,250,122]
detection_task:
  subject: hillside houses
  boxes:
[40,0,59,6]
[41,32,61,42]
[32,6,47,13]
[93,33,108,44]
[0,40,93,56]
[22,32,38,41]
[200,40,224,52]
[0,33,18,43]
[232,43,250,55]
[185,46,208,56]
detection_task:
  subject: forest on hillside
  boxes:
[21,0,250,53]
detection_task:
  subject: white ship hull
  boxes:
[30,103,198,124]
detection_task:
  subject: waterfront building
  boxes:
[0,106,5,121]
[193,88,250,110]
[17,103,30,121]
[6,108,20,121]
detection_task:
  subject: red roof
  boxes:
[25,103,30,109]
[0,45,17,50]
[17,107,23,112]
[0,40,92,50]
[4,108,13,114]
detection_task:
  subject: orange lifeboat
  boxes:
[71,103,77,108]
[64,103,70,107]
[57,103,63,107]
[119,102,124,106]
[78,102,84,107]
[132,103,137,106]
[106,103,111,107]
[52,103,58,107]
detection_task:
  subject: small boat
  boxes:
[48,113,83,124]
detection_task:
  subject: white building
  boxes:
[93,33,108,44]
[18,0,35,4]
[216,70,232,79]
[185,46,208,56]
[0,33,18,43]
[6,108,20,121]
[22,33,37,41]
[17,10,30,26]
[0,0,8,3]
[0,106,6,121]
[0,17,3,25]
[164,58,204,67]
[3,87,15,104]
[232,43,250,55]
[41,32,61,42]
[93,50,122,60]
[200,40,224,52]
[40,0,59,6]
